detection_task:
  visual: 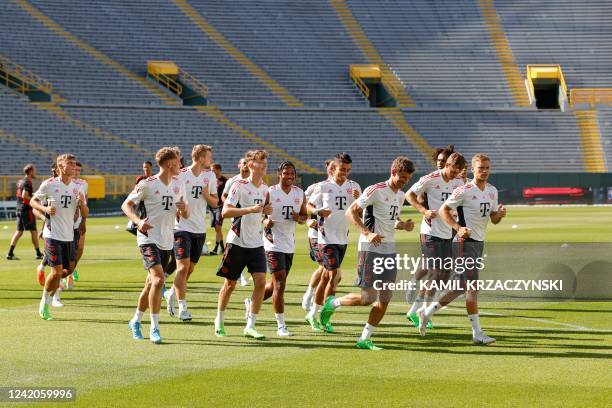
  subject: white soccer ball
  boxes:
[512,224,518,229]
[114,225,120,230]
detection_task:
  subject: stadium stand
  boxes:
[346,0,516,108]
[0,0,609,179]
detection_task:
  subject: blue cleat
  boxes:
[150,328,162,344]
[128,321,144,340]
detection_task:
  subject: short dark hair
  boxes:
[23,163,35,176]
[75,161,83,168]
[446,153,467,169]
[334,152,352,164]
[143,161,153,167]
[212,163,222,170]
[277,160,296,173]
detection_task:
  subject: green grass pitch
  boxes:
[0,206,610,407]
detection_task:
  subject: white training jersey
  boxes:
[263,184,304,254]
[127,175,186,250]
[225,179,268,248]
[305,181,323,240]
[408,170,465,239]
[73,178,89,229]
[444,181,498,242]
[33,177,81,242]
[175,167,217,234]
[357,181,406,254]
[309,179,361,245]
[222,174,244,197]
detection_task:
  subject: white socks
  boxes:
[307,303,322,319]
[131,309,144,324]
[408,297,423,315]
[215,309,225,326]
[359,323,375,342]
[424,302,441,318]
[150,314,160,330]
[41,289,51,306]
[246,313,257,330]
[178,299,187,312]
[468,314,482,335]
[331,298,342,309]
[275,313,285,329]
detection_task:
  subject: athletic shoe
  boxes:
[301,293,312,312]
[208,249,218,256]
[276,326,293,337]
[239,273,248,287]
[319,296,336,327]
[51,295,64,308]
[37,265,45,286]
[150,328,162,344]
[179,309,192,322]
[305,315,323,332]
[6,254,19,260]
[408,312,433,329]
[39,303,52,320]
[356,339,382,350]
[214,322,226,337]
[128,321,144,340]
[473,332,496,345]
[243,328,265,340]
[35,253,44,260]
[323,322,334,333]
[72,269,79,281]
[244,298,251,319]
[418,310,429,337]
[164,288,176,317]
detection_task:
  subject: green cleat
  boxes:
[356,339,382,350]
[214,324,227,337]
[38,304,52,320]
[319,296,336,327]
[305,315,324,332]
[72,269,79,281]
[323,322,334,333]
[408,312,433,329]
[243,328,266,340]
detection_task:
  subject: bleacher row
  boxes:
[0,0,610,174]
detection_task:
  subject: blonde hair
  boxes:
[155,147,179,166]
[56,154,76,165]
[191,144,212,160]
[245,150,268,162]
[471,154,491,166]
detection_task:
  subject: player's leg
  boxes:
[301,238,322,310]
[214,243,245,336]
[175,234,204,321]
[6,227,23,260]
[72,228,85,281]
[268,252,292,336]
[38,239,65,320]
[356,290,393,351]
[168,232,189,317]
[147,263,165,343]
[26,208,43,259]
[243,247,267,339]
[129,275,151,340]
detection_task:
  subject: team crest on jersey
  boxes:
[72,188,79,195]
[294,198,300,205]
[173,186,180,194]
[55,189,59,193]
[276,198,281,202]
[435,185,440,189]
[473,195,478,199]
[489,192,495,200]
[186,180,191,185]
[155,190,160,195]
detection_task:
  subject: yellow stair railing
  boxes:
[0,54,53,95]
[179,68,208,97]
[349,65,370,98]
[574,110,606,172]
[148,71,183,96]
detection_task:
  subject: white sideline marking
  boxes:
[480,311,592,331]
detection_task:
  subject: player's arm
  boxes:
[439,202,470,238]
[406,179,436,219]
[346,193,382,246]
[30,183,54,216]
[490,204,506,224]
[203,176,219,208]
[121,184,152,233]
[77,191,89,219]
[292,193,308,224]
[394,196,414,232]
[306,185,331,218]
[222,202,263,218]
[262,190,274,228]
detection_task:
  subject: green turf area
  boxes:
[0,206,611,407]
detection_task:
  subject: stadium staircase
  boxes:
[0,54,57,102]
[574,110,606,172]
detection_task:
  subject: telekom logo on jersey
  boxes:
[161,196,173,210]
[60,195,72,208]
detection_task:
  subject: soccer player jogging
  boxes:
[7,164,43,260]
[214,150,272,339]
[305,153,361,333]
[260,161,308,336]
[221,157,251,286]
[68,162,88,288]
[164,145,218,321]
[209,163,227,255]
[30,154,88,320]
[301,160,332,312]
[405,153,466,329]
[319,157,416,350]
[418,154,506,345]
[123,147,189,344]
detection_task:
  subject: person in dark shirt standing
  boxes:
[7,164,43,260]
[209,163,228,255]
